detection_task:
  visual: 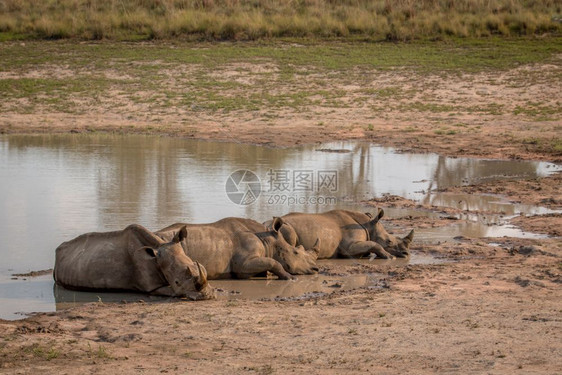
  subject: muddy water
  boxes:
[0,134,560,319]
[1,254,440,320]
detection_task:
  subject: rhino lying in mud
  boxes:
[156,217,319,280]
[266,209,414,259]
[54,224,215,300]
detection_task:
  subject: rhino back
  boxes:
[157,218,269,279]
[54,226,167,292]
[282,213,343,258]
[54,231,136,290]
[182,226,235,279]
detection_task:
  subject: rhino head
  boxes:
[365,209,414,258]
[144,226,215,300]
[268,217,319,275]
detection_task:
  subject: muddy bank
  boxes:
[1,236,560,374]
[2,111,561,163]
[510,214,562,237]
[1,46,561,162]
[441,173,562,209]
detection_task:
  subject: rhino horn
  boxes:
[194,261,208,291]
[310,238,321,257]
[403,229,414,245]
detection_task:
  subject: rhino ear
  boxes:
[143,247,158,258]
[368,208,385,225]
[271,217,284,233]
[403,229,414,244]
[173,226,188,243]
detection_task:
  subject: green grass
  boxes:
[0,38,560,116]
[434,127,457,135]
[521,136,562,155]
[514,102,562,120]
[2,38,561,72]
[26,344,59,361]
[87,343,112,359]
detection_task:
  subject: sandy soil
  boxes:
[1,55,561,374]
[1,236,560,374]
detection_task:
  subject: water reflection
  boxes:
[2,254,439,320]
[1,134,561,320]
[1,134,560,277]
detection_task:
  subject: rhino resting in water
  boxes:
[266,209,414,259]
[54,224,215,300]
[156,217,319,280]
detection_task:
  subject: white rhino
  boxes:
[54,224,214,300]
[267,209,414,259]
[156,217,319,280]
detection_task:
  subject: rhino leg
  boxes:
[235,257,296,280]
[343,241,396,259]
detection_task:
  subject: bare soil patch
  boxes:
[510,214,562,237]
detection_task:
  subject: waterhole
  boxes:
[1,134,559,319]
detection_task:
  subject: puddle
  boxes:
[415,221,549,243]
[0,254,442,319]
[0,134,560,319]
[423,192,561,217]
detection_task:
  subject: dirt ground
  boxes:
[1,51,561,162]
[1,56,561,374]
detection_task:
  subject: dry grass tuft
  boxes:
[0,0,560,41]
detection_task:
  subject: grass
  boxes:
[26,343,59,361]
[514,102,562,120]
[522,137,562,155]
[0,0,560,41]
[87,343,112,359]
[2,37,561,72]
[0,37,560,119]
[434,127,457,135]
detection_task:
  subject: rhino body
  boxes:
[54,224,214,300]
[269,209,414,259]
[156,217,319,280]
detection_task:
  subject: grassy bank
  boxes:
[1,38,560,113]
[1,38,561,157]
[0,0,561,41]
